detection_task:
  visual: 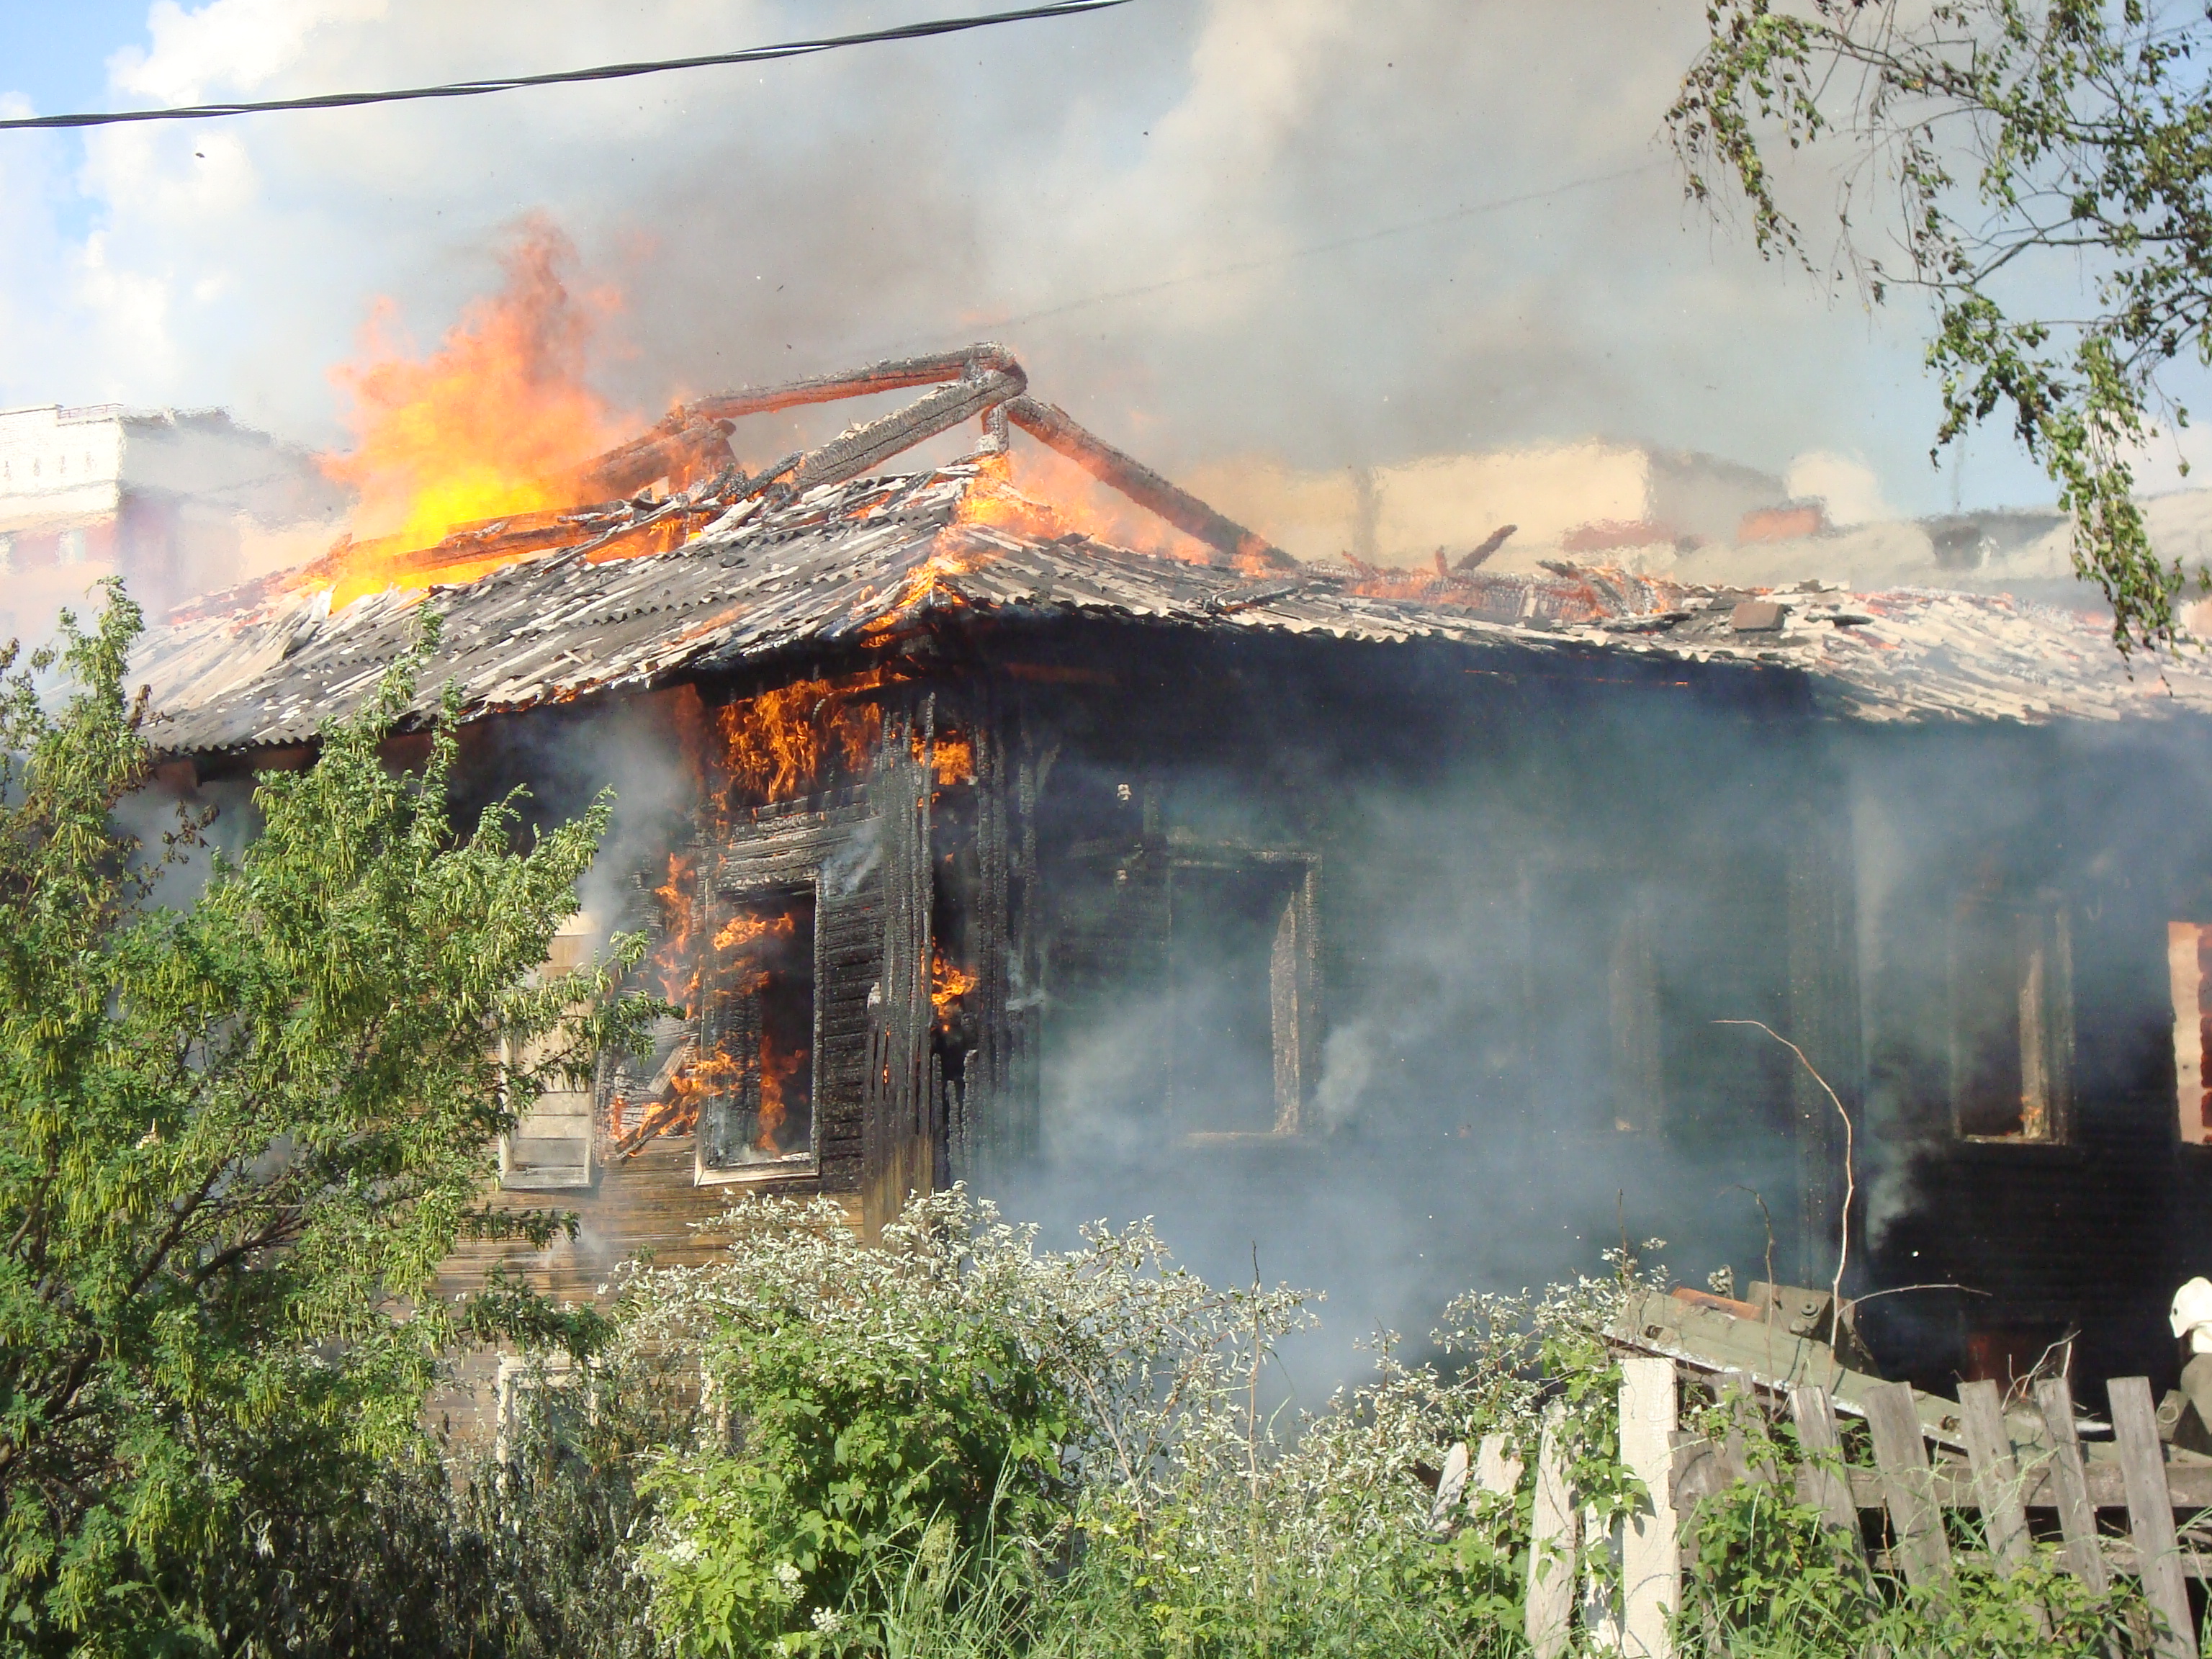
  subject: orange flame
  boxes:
[913,728,976,786]
[652,853,698,1007]
[716,673,886,805]
[931,943,978,1024]
[317,219,632,606]
[714,911,796,953]
[755,1028,805,1153]
[613,1084,701,1152]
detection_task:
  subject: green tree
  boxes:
[0,585,645,1655]
[1671,0,2212,653]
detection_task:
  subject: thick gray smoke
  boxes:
[0,0,2083,523]
[984,706,1823,1401]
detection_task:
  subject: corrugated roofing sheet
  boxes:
[132,463,2212,756]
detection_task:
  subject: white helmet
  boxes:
[2173,1277,2212,1339]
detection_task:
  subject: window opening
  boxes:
[696,886,817,1178]
[495,1352,584,1462]
[1951,899,2073,1142]
[499,915,596,1190]
[2170,922,2212,1146]
[1168,860,1310,1138]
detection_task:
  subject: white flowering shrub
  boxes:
[603,1188,1668,1658]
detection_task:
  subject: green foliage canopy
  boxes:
[0,587,645,1655]
[1671,0,2212,653]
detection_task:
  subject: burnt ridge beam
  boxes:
[1002,395,1295,572]
[690,343,1021,426]
[579,344,1024,500]
[778,367,1028,497]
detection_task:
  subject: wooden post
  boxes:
[1475,1431,1524,1499]
[1957,1380,2033,1573]
[1619,1357,1679,1659]
[1528,1401,1578,1659]
[2033,1377,2110,1591]
[2111,1376,2197,1659]
[1788,1383,1867,1565]
[1430,1442,1470,1532]
[1863,1380,1953,1588]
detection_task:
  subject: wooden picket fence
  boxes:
[1431,1357,2212,1659]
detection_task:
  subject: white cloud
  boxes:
[72,231,177,390]
[114,0,390,103]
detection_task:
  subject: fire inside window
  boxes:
[2169,923,2212,1146]
[697,888,818,1177]
[1950,900,2074,1143]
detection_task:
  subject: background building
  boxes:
[0,403,349,642]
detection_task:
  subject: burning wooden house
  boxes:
[135,345,2212,1405]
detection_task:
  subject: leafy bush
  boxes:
[608,1190,1673,1658]
[619,1190,1285,1653]
[0,588,649,1654]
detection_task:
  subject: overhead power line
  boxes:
[0,0,1130,132]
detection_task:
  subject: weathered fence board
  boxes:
[1863,1380,1954,1588]
[2112,1377,2198,1659]
[1528,1401,1577,1659]
[1958,1379,2034,1575]
[2038,1377,2114,1593]
[1788,1382,1868,1565]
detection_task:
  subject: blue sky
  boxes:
[0,1,153,112]
[0,1,157,241]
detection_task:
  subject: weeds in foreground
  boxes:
[347,1188,2177,1657]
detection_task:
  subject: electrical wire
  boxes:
[0,0,1131,132]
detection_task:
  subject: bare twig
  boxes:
[1725,1183,1778,1313]
[1848,1282,1992,1308]
[1715,1020,1856,1331]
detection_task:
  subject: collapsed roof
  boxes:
[131,346,2212,757]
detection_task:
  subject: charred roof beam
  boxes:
[690,343,1021,426]
[582,345,1023,498]
[775,364,1028,498]
[1002,394,1294,573]
[575,342,1295,573]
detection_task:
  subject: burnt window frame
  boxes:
[1947,893,2076,1146]
[2168,920,2212,1148]
[498,917,597,1192]
[693,873,824,1187]
[1164,845,1321,1142]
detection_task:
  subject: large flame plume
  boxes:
[317,220,632,606]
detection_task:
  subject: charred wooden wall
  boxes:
[1845,721,2212,1398]
[431,612,2212,1418]
[953,621,1830,1346]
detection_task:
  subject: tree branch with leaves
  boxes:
[1671,0,2212,652]
[0,584,654,1653]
